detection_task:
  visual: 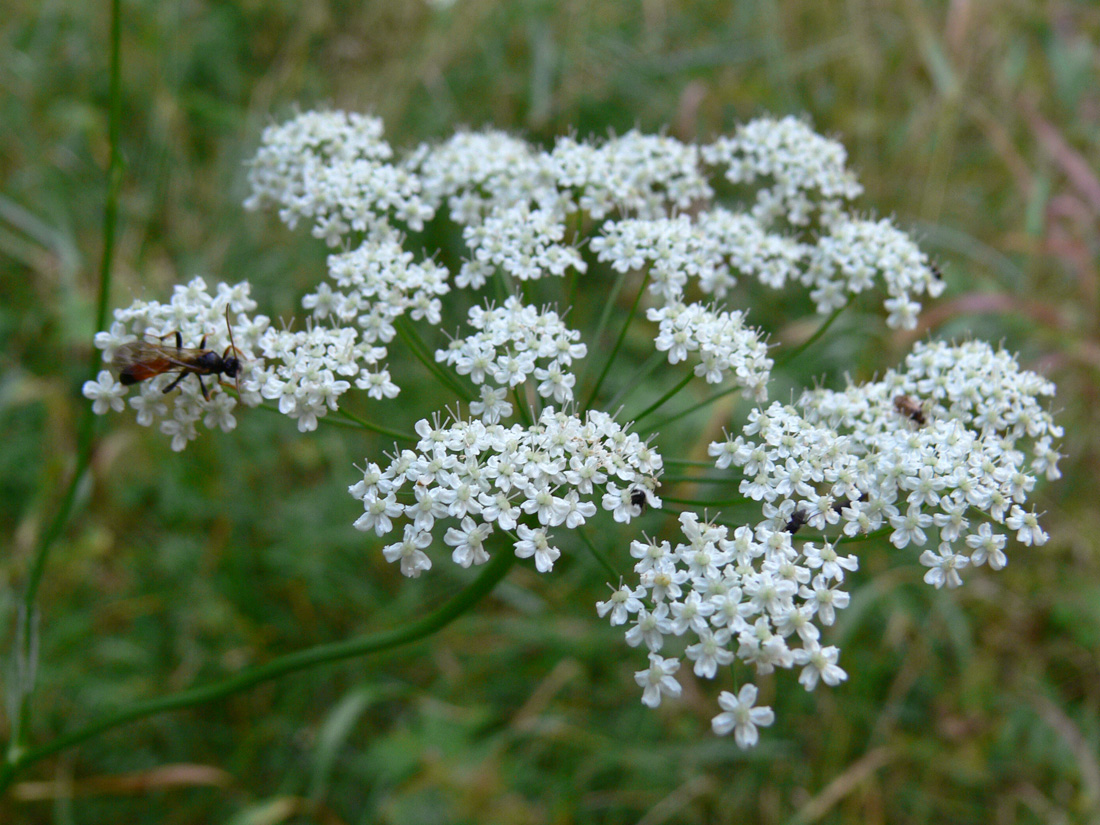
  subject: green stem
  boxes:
[335,407,416,442]
[0,549,516,792]
[774,305,845,368]
[640,383,744,436]
[6,0,124,768]
[512,387,533,427]
[629,370,694,424]
[605,349,666,412]
[394,317,474,403]
[581,270,650,411]
[659,494,751,508]
[576,528,620,581]
[251,402,396,434]
[658,474,729,484]
[574,269,626,391]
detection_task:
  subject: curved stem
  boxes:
[574,269,626,391]
[6,0,124,769]
[580,270,649,411]
[0,549,516,792]
[660,494,752,508]
[605,349,666,412]
[640,383,743,436]
[629,370,694,424]
[394,317,474,403]
[576,528,620,581]
[335,407,416,442]
[774,305,845,369]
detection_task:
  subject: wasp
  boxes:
[893,394,926,426]
[113,307,243,401]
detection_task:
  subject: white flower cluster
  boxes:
[805,217,944,329]
[310,229,451,342]
[436,297,587,410]
[247,110,940,331]
[545,131,713,220]
[589,215,712,303]
[461,204,586,285]
[88,111,1062,748]
[696,208,807,296]
[710,340,1061,588]
[350,408,663,576]
[244,110,433,243]
[647,302,772,398]
[85,278,400,442]
[412,129,550,224]
[702,114,863,226]
[602,509,852,747]
[84,278,267,451]
[249,323,392,432]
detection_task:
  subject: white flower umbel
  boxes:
[702,114,863,227]
[86,278,267,451]
[709,340,1061,587]
[647,301,772,398]
[351,408,663,577]
[244,110,432,242]
[436,297,587,408]
[90,111,1062,746]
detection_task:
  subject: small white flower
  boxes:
[597,583,646,626]
[382,525,434,578]
[634,653,682,708]
[793,642,847,691]
[711,683,775,748]
[83,370,126,414]
[513,524,560,573]
[919,545,969,589]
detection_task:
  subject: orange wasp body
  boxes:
[113,309,242,401]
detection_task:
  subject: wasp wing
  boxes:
[112,341,209,385]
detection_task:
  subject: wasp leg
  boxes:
[163,372,189,394]
[197,374,209,401]
[175,331,183,349]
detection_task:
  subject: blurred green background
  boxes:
[2,1,1099,822]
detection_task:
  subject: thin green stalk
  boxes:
[336,407,416,442]
[605,349,666,412]
[581,270,650,411]
[640,383,743,435]
[564,265,579,311]
[6,0,124,768]
[254,402,413,439]
[659,474,729,484]
[774,305,845,368]
[394,317,474,402]
[629,370,694,424]
[576,528,620,581]
[659,494,751,508]
[574,269,627,393]
[512,387,533,427]
[0,549,516,791]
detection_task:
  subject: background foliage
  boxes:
[2,1,1098,822]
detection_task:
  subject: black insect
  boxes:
[113,308,242,401]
